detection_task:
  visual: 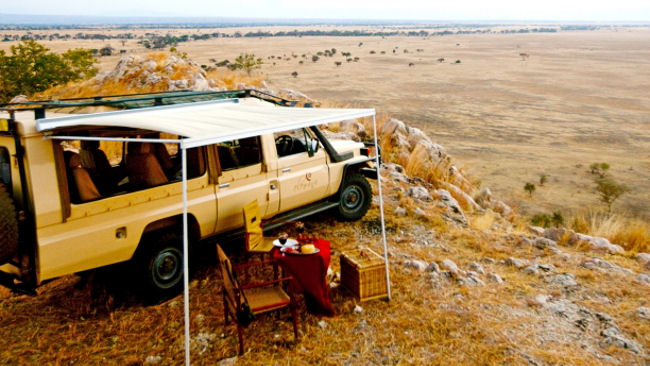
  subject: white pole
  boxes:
[372,115,391,300]
[181,147,191,366]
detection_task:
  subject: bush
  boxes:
[524,182,536,197]
[230,53,263,75]
[595,176,629,212]
[312,55,319,62]
[334,61,342,66]
[291,71,298,78]
[0,40,97,103]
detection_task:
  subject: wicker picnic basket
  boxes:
[340,248,388,302]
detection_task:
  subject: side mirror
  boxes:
[309,139,319,156]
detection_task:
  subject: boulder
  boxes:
[403,259,428,271]
[543,228,579,245]
[581,257,634,275]
[534,237,557,250]
[636,252,650,265]
[441,259,461,276]
[407,186,433,202]
[545,273,578,287]
[636,273,650,285]
[575,233,624,254]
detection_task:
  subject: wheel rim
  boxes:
[341,185,364,212]
[151,247,182,289]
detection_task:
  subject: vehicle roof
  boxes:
[37,98,375,149]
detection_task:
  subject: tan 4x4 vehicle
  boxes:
[0,90,377,297]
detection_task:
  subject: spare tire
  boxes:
[0,183,18,264]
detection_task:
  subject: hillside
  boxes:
[1,53,648,365]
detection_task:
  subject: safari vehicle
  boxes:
[0,90,377,297]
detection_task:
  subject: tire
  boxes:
[0,183,18,265]
[136,231,184,299]
[335,173,372,221]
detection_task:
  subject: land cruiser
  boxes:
[0,90,377,297]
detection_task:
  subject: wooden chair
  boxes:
[216,244,299,356]
[243,200,275,254]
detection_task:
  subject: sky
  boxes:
[1,0,649,21]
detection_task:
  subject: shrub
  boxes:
[291,71,298,78]
[539,174,548,186]
[334,61,342,67]
[524,182,536,197]
[312,55,319,62]
[0,40,97,103]
[594,176,629,212]
[231,53,263,75]
[590,162,610,177]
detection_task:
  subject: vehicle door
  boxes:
[274,128,329,213]
[214,136,278,233]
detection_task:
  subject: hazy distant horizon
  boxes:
[1,13,649,27]
[1,0,649,23]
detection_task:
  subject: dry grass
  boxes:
[570,209,650,253]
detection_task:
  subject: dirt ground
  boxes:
[2,27,649,218]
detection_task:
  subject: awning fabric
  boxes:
[36,98,375,148]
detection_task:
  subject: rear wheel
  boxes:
[0,183,18,265]
[137,231,184,299]
[335,173,372,221]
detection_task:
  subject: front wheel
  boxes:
[335,173,372,221]
[136,231,184,300]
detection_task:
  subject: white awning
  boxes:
[36,98,375,148]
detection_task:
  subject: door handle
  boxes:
[270,183,277,190]
[281,168,291,173]
[218,183,230,188]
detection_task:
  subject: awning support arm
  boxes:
[372,115,391,300]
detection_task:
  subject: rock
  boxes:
[353,305,363,314]
[458,273,485,287]
[543,227,579,245]
[393,206,407,216]
[413,207,426,217]
[427,262,440,273]
[530,294,550,306]
[195,313,205,325]
[636,307,650,320]
[636,252,650,264]
[482,257,496,264]
[575,233,624,254]
[407,186,433,202]
[403,259,428,271]
[216,356,238,366]
[529,226,545,236]
[318,320,327,329]
[534,237,557,250]
[488,273,504,284]
[474,188,512,216]
[600,326,642,354]
[636,273,650,285]
[441,259,461,275]
[506,257,530,269]
[435,189,466,218]
[144,355,162,365]
[523,265,540,275]
[545,273,578,287]
[537,264,556,272]
[191,332,217,355]
[581,257,634,275]
[441,182,482,212]
[469,262,485,275]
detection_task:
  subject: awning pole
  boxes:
[372,115,391,300]
[181,146,191,366]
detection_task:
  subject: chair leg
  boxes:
[290,298,299,340]
[236,322,245,356]
[223,294,229,325]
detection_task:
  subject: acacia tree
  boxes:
[231,53,263,75]
[0,40,97,103]
[524,182,536,197]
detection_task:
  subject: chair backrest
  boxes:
[243,200,264,251]
[126,142,168,189]
[217,245,241,312]
[65,151,101,202]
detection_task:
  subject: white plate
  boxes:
[273,238,298,248]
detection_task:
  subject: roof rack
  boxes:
[0,89,297,119]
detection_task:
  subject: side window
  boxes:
[274,129,318,157]
[217,137,262,171]
[60,138,206,204]
[0,147,10,187]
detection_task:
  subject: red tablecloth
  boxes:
[271,238,335,316]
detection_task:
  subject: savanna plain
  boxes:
[0,24,649,365]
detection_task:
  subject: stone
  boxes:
[413,207,426,217]
[534,237,557,250]
[458,274,485,287]
[636,273,650,285]
[531,294,550,306]
[407,186,433,202]
[636,307,650,320]
[543,227,579,245]
[581,257,634,275]
[545,273,578,287]
[488,273,504,284]
[436,189,464,215]
[216,357,238,366]
[403,259,428,271]
[144,355,162,365]
[318,320,327,329]
[441,259,461,275]
[537,264,556,272]
[575,233,624,254]
[523,265,540,275]
[529,226,545,236]
[393,206,407,216]
[636,252,650,264]
[600,326,642,354]
[427,262,440,273]
[506,257,530,269]
[353,305,363,314]
[482,257,496,264]
[469,262,485,275]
